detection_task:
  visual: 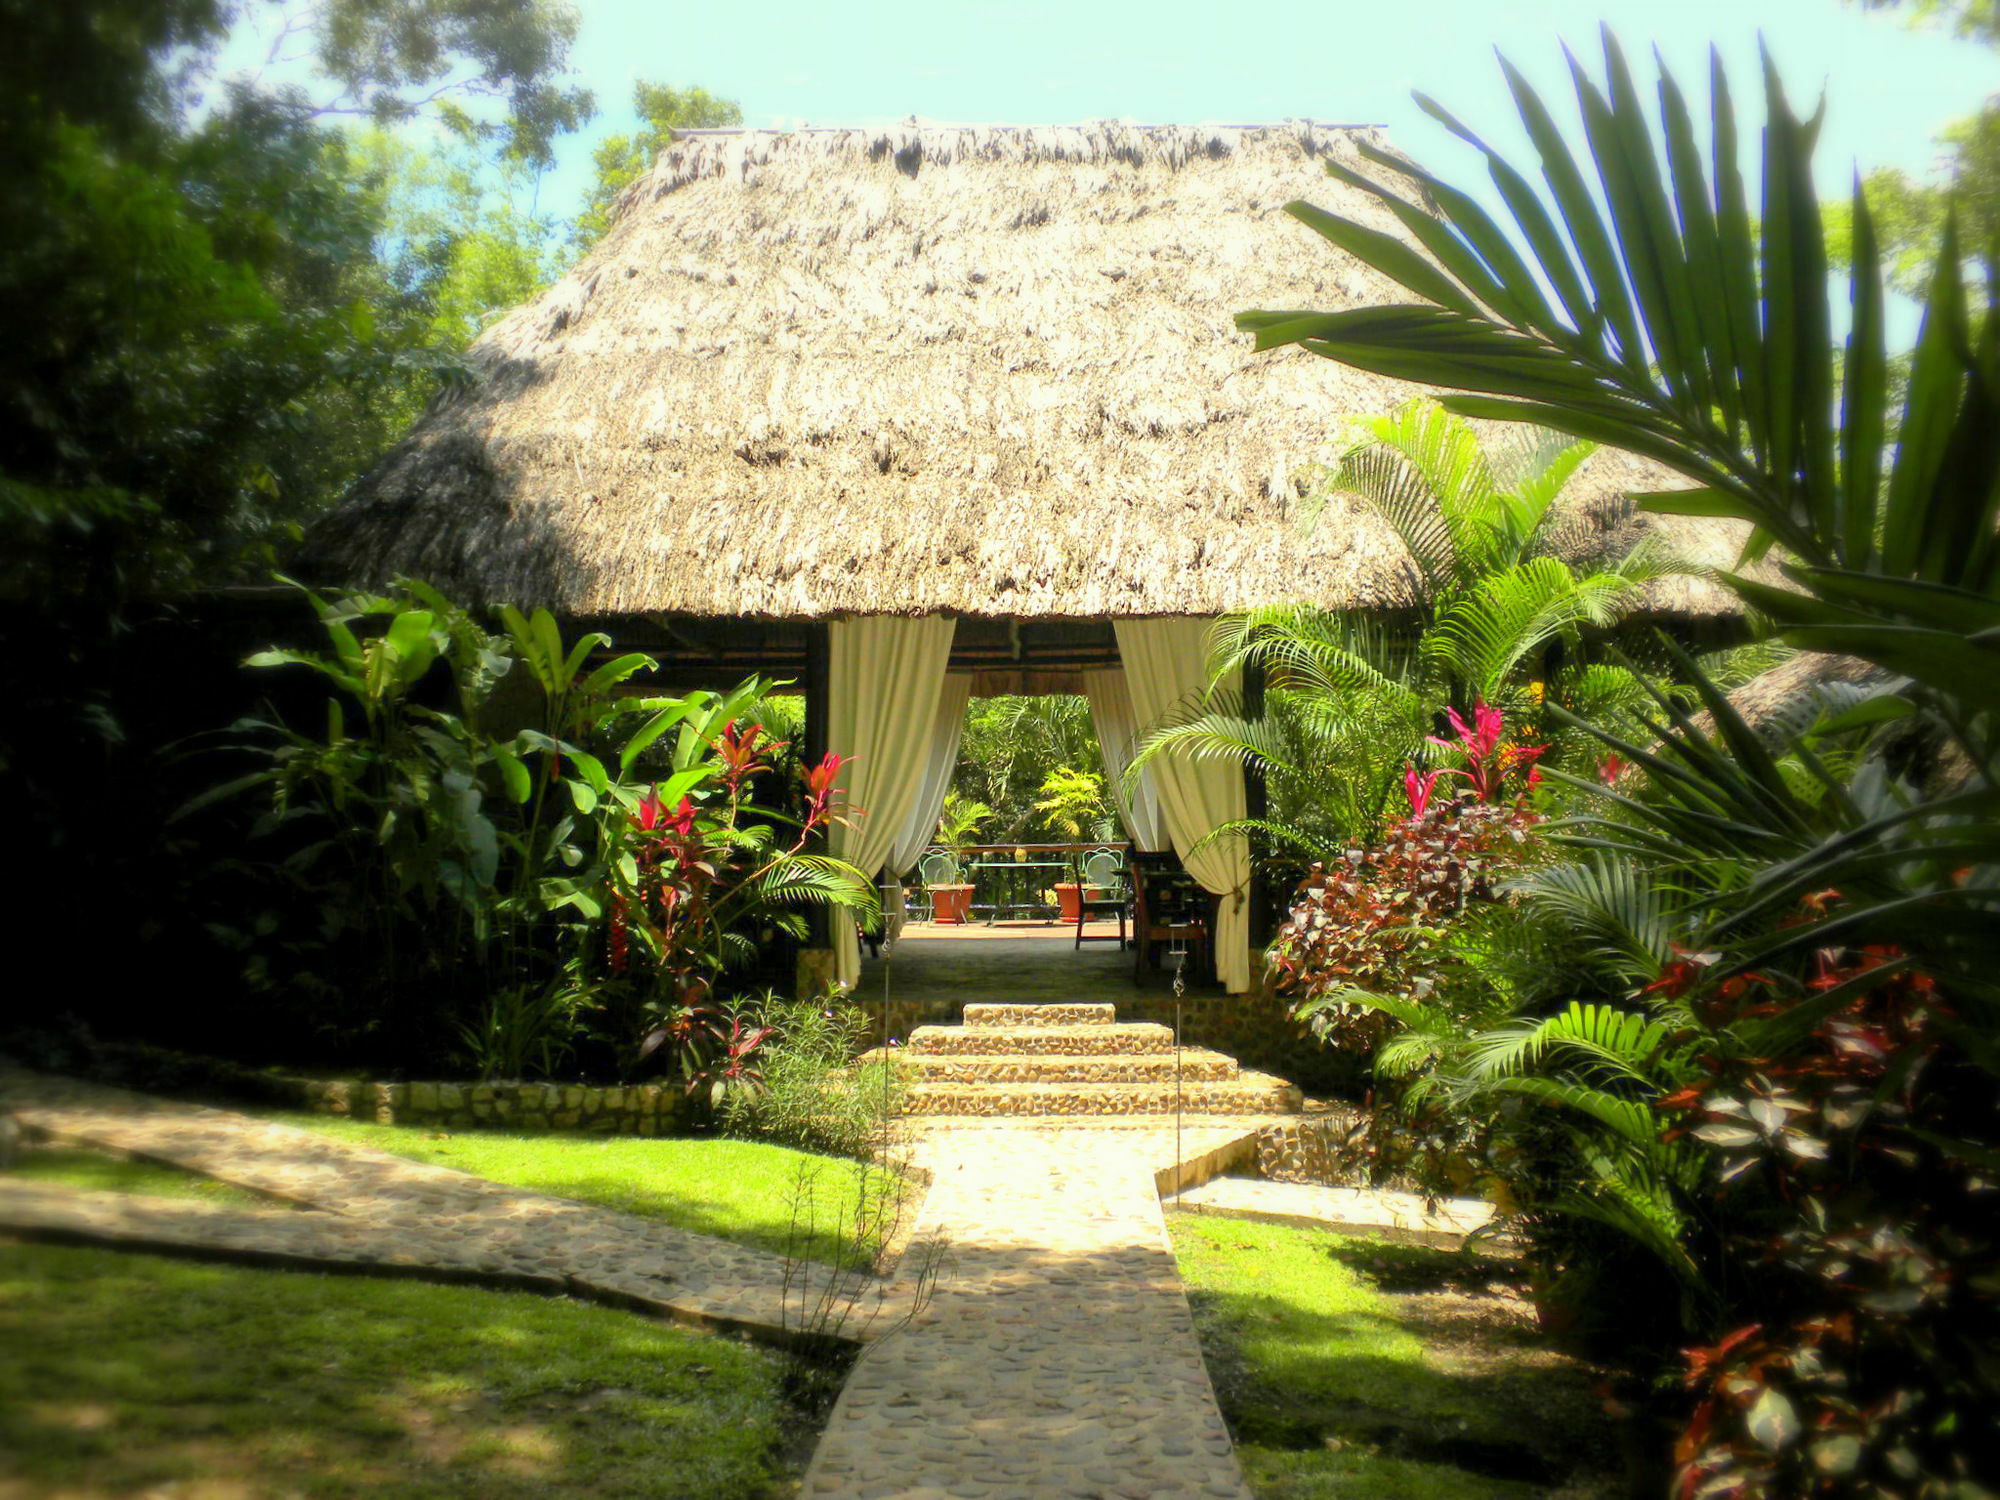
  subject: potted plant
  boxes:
[926,793,990,923]
[1055,881,1085,923]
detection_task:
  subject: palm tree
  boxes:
[1134,397,1675,857]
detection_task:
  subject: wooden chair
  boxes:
[1128,853,1211,983]
[1073,846,1129,950]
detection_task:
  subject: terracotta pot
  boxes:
[928,884,974,924]
[1055,883,1083,922]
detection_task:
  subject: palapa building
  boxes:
[306,119,1751,992]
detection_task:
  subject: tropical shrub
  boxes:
[1658,949,1992,1497]
[1134,399,1675,864]
[1235,27,2000,1496]
[1030,765,1112,842]
[200,580,876,1082]
[1272,701,1546,1054]
[720,994,903,1161]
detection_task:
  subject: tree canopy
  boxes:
[1830,0,2000,294]
[571,81,744,251]
[0,0,599,605]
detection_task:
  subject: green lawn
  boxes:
[0,1240,796,1499]
[1169,1212,1619,1500]
[270,1112,906,1263]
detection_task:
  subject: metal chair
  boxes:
[916,847,961,889]
[1074,846,1129,949]
[915,847,970,924]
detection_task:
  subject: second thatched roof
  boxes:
[308,120,1752,620]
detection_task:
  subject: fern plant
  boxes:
[1134,399,1680,854]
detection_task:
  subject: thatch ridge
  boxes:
[309,120,1752,620]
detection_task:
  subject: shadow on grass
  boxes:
[0,1240,800,1500]
[1315,1238,1526,1295]
[1186,1285,1569,1485]
[1171,1216,1620,1498]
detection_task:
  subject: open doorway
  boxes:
[862,690,1217,1012]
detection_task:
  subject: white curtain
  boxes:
[826,615,958,989]
[1113,619,1253,993]
[881,672,974,941]
[1081,668,1165,853]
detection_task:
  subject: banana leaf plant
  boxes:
[200,579,877,1080]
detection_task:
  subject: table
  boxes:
[966,860,1075,923]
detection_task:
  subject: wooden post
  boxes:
[1242,658,1272,948]
[802,620,832,953]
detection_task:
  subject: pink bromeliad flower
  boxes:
[1403,763,1443,819]
[1428,700,1546,802]
[1429,700,1505,764]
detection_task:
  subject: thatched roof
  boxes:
[308,120,1753,621]
[1720,652,1894,737]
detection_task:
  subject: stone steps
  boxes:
[901,1072,1303,1117]
[881,1000,1300,1119]
[866,1049,1240,1085]
[962,1002,1116,1028]
[905,1022,1175,1057]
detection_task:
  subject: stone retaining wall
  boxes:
[1253,1110,1370,1185]
[290,1077,686,1135]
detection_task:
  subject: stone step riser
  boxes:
[906,1024,1175,1057]
[901,1082,1302,1118]
[888,1001,1302,1119]
[864,1052,1239,1085]
[962,1003,1116,1028]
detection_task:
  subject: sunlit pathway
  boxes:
[805,1120,1262,1500]
[0,1068,894,1340]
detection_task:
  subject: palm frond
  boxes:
[1183,814,1346,865]
[1512,852,1687,976]
[1553,1169,1705,1288]
[1332,444,1457,599]
[1209,605,1423,706]
[1463,999,1674,1086]
[1428,556,1640,696]
[1357,400,1501,582]
[1486,1074,1665,1152]
[747,855,881,922]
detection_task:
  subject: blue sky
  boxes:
[543,0,1997,216]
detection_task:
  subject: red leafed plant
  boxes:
[1427,698,1547,803]
[1268,793,1541,1055]
[608,714,874,1099]
[1649,940,1996,1499]
[1271,700,1546,1056]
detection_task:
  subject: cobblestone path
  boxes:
[803,1121,1263,1500]
[0,1069,895,1340]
